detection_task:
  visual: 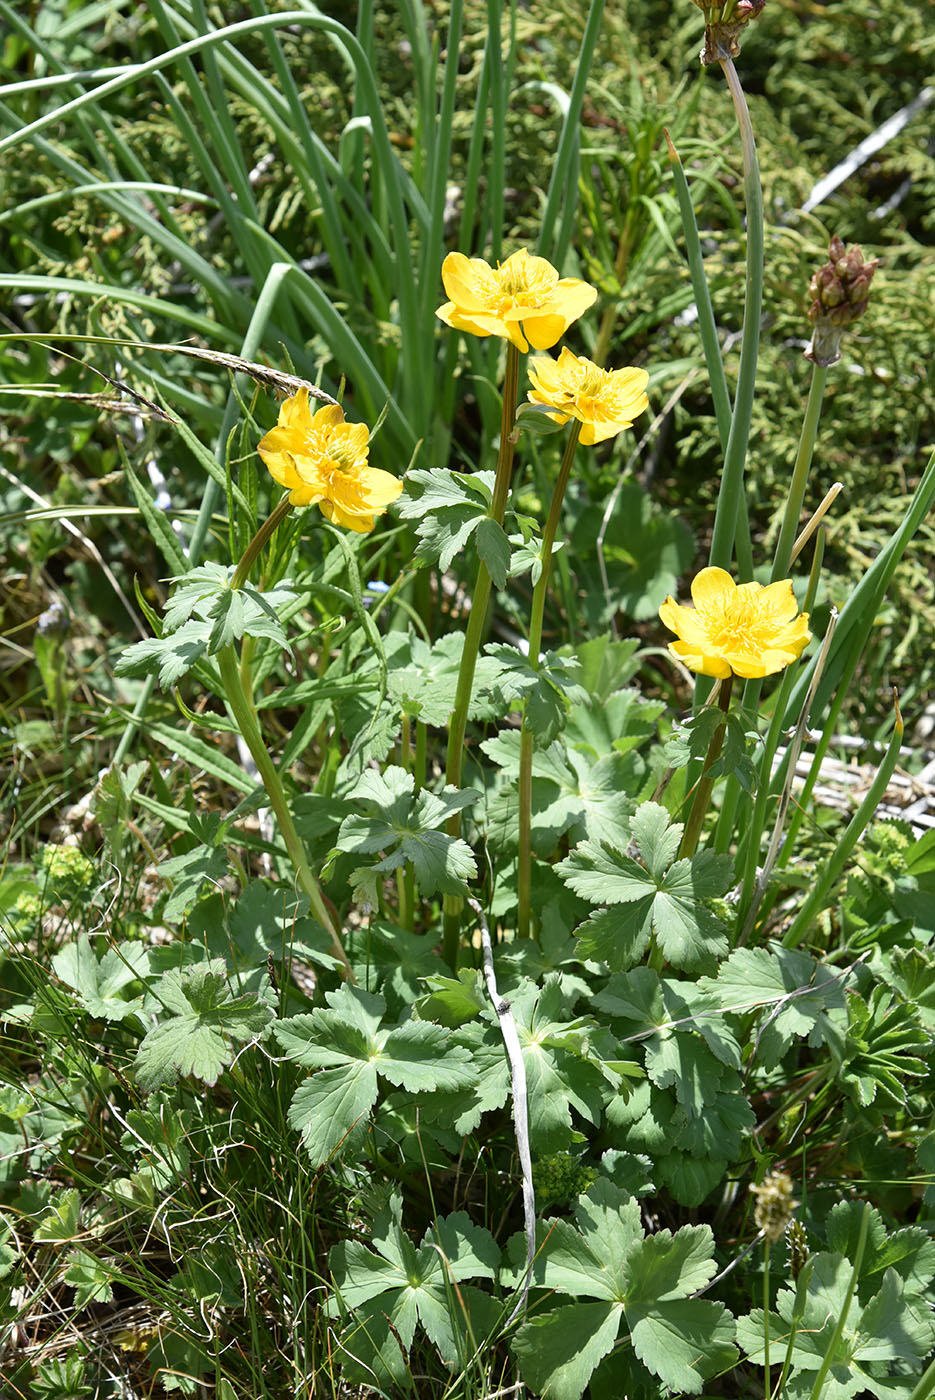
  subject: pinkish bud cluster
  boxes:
[805,236,879,368]
[693,0,766,64]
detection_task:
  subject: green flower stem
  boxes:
[692,57,763,744]
[679,673,733,860]
[763,1238,772,1396]
[517,420,582,941]
[442,341,522,968]
[216,645,353,979]
[806,1204,871,1400]
[782,693,903,950]
[231,493,294,590]
[772,363,828,581]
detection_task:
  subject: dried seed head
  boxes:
[805,236,879,368]
[750,1170,799,1242]
[693,0,767,65]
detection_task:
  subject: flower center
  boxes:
[493,259,555,313]
[705,596,770,654]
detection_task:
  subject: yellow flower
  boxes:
[436,248,597,353]
[257,388,402,533]
[659,567,811,679]
[527,348,650,444]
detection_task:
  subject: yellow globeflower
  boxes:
[436,248,597,353]
[257,388,402,533]
[659,567,811,679]
[527,348,650,444]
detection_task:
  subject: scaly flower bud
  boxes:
[805,235,879,368]
[692,0,766,65]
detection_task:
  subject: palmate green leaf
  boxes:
[483,734,637,854]
[559,803,732,972]
[385,631,501,727]
[115,618,212,689]
[158,845,230,925]
[162,564,234,632]
[512,1302,623,1400]
[336,765,479,896]
[205,581,291,652]
[571,485,694,626]
[287,1063,379,1165]
[664,708,757,791]
[275,986,473,1165]
[738,1253,935,1396]
[698,944,847,1057]
[194,881,341,983]
[34,1188,81,1243]
[134,960,274,1092]
[398,467,494,516]
[474,516,512,588]
[330,1195,501,1374]
[826,1200,935,1299]
[509,1181,737,1398]
[52,934,150,1022]
[425,978,607,1150]
[397,467,499,575]
[629,1298,737,1395]
[621,1224,717,1302]
[0,1216,17,1280]
[64,1249,114,1309]
[484,644,589,743]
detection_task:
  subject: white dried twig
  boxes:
[467,898,535,1327]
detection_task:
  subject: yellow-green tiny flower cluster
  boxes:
[40,843,97,890]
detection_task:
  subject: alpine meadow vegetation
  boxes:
[2,2,935,1398]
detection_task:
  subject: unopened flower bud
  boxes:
[786,1218,809,1280]
[805,236,879,368]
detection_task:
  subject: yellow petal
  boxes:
[442,306,500,341]
[441,252,496,313]
[552,277,599,322]
[691,567,737,614]
[278,387,315,432]
[322,498,375,532]
[756,578,800,624]
[358,468,404,509]
[258,447,304,493]
[527,355,564,396]
[312,403,346,433]
[257,425,300,460]
[668,640,732,678]
[609,366,650,397]
[727,653,769,679]
[659,597,709,648]
[523,312,566,351]
[504,249,555,286]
